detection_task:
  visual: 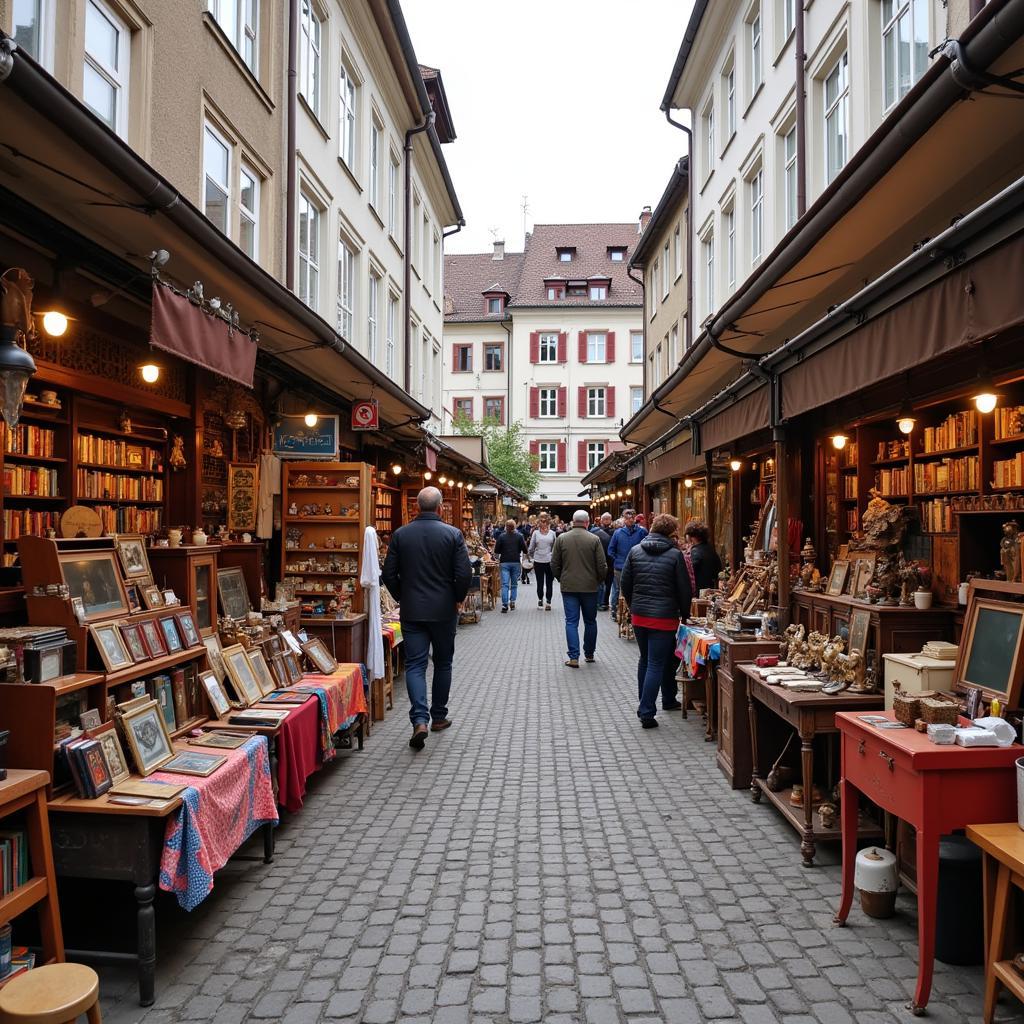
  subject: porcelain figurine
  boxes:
[1000,520,1021,583]
[169,435,187,471]
[324,503,333,516]
[288,502,298,516]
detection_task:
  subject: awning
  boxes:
[644,436,705,485]
[699,386,770,453]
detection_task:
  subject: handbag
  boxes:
[520,554,534,571]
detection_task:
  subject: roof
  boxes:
[661,0,710,110]
[443,251,525,322]
[631,158,688,268]
[512,223,644,307]
[418,64,456,144]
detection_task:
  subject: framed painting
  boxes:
[89,622,133,673]
[217,568,251,620]
[58,551,129,621]
[227,462,259,531]
[89,720,130,785]
[847,608,872,657]
[120,700,174,776]
[826,560,850,596]
[954,597,1024,707]
[222,644,263,706]
[114,534,151,580]
[301,638,337,676]
[199,670,232,718]
[247,648,278,696]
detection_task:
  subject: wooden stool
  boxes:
[0,963,101,1023]
[616,597,634,640]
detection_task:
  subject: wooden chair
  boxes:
[0,962,101,1023]
[616,597,634,640]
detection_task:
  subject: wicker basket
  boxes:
[893,692,920,726]
[919,696,959,725]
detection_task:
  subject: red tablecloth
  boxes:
[274,696,322,813]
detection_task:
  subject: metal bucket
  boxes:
[1016,756,1024,830]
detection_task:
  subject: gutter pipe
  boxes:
[626,264,645,393]
[663,110,694,350]
[795,0,807,218]
[285,0,298,290]
[403,111,435,396]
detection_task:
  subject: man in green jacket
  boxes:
[551,510,608,668]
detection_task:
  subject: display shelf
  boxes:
[755,783,883,842]
[3,494,64,501]
[989,434,1024,447]
[102,645,205,687]
[75,497,163,506]
[3,453,66,464]
[871,456,910,466]
[914,444,979,459]
[287,486,359,492]
[0,876,48,922]
[284,547,359,554]
[281,569,357,577]
[77,422,167,442]
[77,462,163,475]
[286,516,360,524]
[170,716,206,739]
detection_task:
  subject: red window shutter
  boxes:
[578,331,587,363]
[557,442,566,474]
[451,346,459,372]
[558,332,567,363]
[529,332,539,363]
[578,387,587,418]
[606,332,616,363]
[578,441,587,471]
[557,386,566,417]
[529,387,539,419]
[529,440,539,457]
[607,387,616,418]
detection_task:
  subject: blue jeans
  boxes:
[634,625,678,720]
[562,591,599,660]
[402,617,457,726]
[500,562,520,607]
[609,569,622,614]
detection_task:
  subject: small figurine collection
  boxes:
[286,501,357,518]
[291,473,360,489]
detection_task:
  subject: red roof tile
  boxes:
[443,251,525,322]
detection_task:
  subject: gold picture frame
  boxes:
[221,644,263,706]
[301,638,337,676]
[120,699,174,776]
[826,560,850,596]
[114,534,152,580]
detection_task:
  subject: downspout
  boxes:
[404,111,435,395]
[285,0,299,290]
[795,0,807,218]
[626,265,645,395]
[500,318,512,427]
[664,110,693,349]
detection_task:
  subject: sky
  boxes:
[402,0,697,255]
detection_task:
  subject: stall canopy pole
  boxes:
[774,425,790,627]
[704,451,715,553]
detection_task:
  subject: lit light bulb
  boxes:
[438,475,447,485]
[42,311,68,337]
[831,434,848,450]
[730,459,742,472]
[974,392,998,414]
[684,478,694,488]
[457,481,464,489]
[391,463,403,475]
[304,413,318,427]
[467,483,474,491]
[140,363,160,383]
[423,471,432,481]
[897,416,916,435]
[625,488,632,496]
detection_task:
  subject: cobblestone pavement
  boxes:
[97,580,1004,1023]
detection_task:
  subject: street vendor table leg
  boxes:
[704,665,716,742]
[800,727,815,866]
[748,691,761,803]
[135,882,156,1007]
[263,822,275,864]
[834,777,857,925]
[269,736,279,801]
[910,828,940,1015]
[983,863,1011,1024]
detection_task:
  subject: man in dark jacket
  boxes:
[493,519,528,611]
[590,511,615,610]
[607,509,647,619]
[683,520,723,592]
[382,487,472,749]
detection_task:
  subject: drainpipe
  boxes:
[795,0,807,218]
[500,319,512,427]
[404,111,435,395]
[664,111,693,349]
[626,264,645,394]
[285,0,299,290]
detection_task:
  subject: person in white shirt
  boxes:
[528,513,557,609]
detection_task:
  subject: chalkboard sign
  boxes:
[272,416,339,459]
[959,598,1024,706]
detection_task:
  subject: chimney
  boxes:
[638,206,653,234]
[492,240,505,260]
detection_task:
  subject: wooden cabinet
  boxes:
[301,613,367,666]
[147,546,219,637]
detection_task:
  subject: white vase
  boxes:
[192,528,207,546]
[913,589,933,609]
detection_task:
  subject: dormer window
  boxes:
[557,247,575,262]
[546,286,564,301]
[487,297,502,314]
[482,288,508,315]
[608,247,626,262]
[589,285,607,301]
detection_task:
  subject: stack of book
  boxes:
[4,424,56,458]
[913,455,979,494]
[0,830,28,895]
[2,464,59,497]
[58,737,112,799]
[993,452,1024,488]
[2,948,35,982]
[993,405,1024,439]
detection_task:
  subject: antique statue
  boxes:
[873,555,900,606]
[859,488,908,551]
[779,623,805,662]
[820,636,845,681]
[840,649,869,692]
[169,434,187,471]
[806,630,828,671]
[1001,521,1021,583]
[119,408,132,434]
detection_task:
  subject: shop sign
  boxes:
[272,415,340,459]
[352,399,379,431]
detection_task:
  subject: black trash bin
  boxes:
[935,834,984,966]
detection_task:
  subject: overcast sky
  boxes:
[403,0,697,255]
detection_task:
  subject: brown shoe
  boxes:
[565,659,579,668]
[585,655,595,663]
[409,724,428,750]
[430,719,452,732]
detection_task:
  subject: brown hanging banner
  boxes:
[149,281,257,388]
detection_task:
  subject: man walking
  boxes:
[607,509,647,620]
[551,510,607,668]
[493,519,528,611]
[382,486,471,750]
[590,511,615,611]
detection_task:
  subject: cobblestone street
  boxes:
[99,585,997,1024]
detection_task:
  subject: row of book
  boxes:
[93,505,162,534]
[993,405,1024,439]
[875,467,909,496]
[845,509,858,532]
[919,411,977,453]
[2,464,60,497]
[109,663,200,735]
[2,509,61,540]
[914,456,979,494]
[993,453,1024,489]
[840,442,858,469]
[842,476,858,499]
[77,434,162,471]
[0,830,29,896]
[4,424,57,458]
[876,439,911,461]
[919,498,955,533]
[75,470,163,501]
[59,735,113,798]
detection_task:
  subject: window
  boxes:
[703,101,715,177]
[557,248,574,262]
[484,396,504,424]
[883,0,929,110]
[433,232,441,295]
[662,243,670,298]
[484,343,503,371]
[203,124,230,235]
[649,261,659,318]
[12,0,52,69]
[825,52,850,184]
[748,3,763,96]
[609,248,625,262]
[586,443,606,472]
[538,442,558,473]
[336,236,355,339]
[589,285,607,301]
[586,333,606,364]
[339,61,357,169]
[487,297,502,314]
[671,324,679,364]
[750,167,764,264]
[388,150,399,236]
[630,386,643,415]
[412,193,421,270]
[673,225,681,280]
[587,387,607,418]
[422,213,430,284]
[724,207,736,293]
[701,230,714,319]
[630,331,643,363]
[386,292,397,379]
[367,269,380,362]
[724,59,736,139]
[239,163,259,258]
[84,0,130,138]
[453,344,472,372]
[453,398,473,421]
[420,330,429,401]
[539,333,558,364]
[369,118,382,210]
[433,345,441,414]
[209,0,257,72]
[546,286,562,301]
[297,193,320,310]
[299,1,321,119]
[650,351,660,389]
[783,126,798,230]
[539,388,558,418]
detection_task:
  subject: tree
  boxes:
[453,413,539,497]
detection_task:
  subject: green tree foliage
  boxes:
[452,414,539,497]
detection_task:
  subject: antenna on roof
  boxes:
[521,194,530,246]
[488,226,499,242]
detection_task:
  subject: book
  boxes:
[171,668,189,726]
[110,780,186,800]
[155,677,176,732]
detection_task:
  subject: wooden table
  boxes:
[834,712,1020,1015]
[740,666,885,866]
[967,822,1024,1024]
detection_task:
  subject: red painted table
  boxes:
[834,711,1020,1015]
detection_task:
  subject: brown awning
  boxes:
[645,437,704,485]
[782,230,1024,420]
[699,386,769,452]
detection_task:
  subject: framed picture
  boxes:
[227,462,259,532]
[218,568,251,620]
[141,584,163,610]
[58,551,129,621]
[70,596,86,625]
[282,650,303,685]
[272,415,340,460]
[954,597,1024,707]
[90,622,133,672]
[265,634,284,657]
[89,720,130,785]
[203,634,226,682]
[837,543,850,561]
[159,616,183,653]
[189,731,249,750]
[162,590,180,607]
[269,653,291,689]
[160,750,226,777]
[302,638,337,676]
[175,611,200,648]
[120,622,149,663]
[81,741,113,796]
[847,609,872,657]
[199,670,232,718]
[247,648,277,696]
[115,534,151,579]
[280,629,303,657]
[80,708,102,732]
[850,559,875,599]
[826,560,850,596]
[222,644,263,705]
[155,678,176,732]
[125,584,141,613]
[121,700,174,775]
[140,618,167,658]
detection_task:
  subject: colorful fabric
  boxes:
[383,621,402,646]
[295,664,368,759]
[675,624,720,677]
[156,736,278,911]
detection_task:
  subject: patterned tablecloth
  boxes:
[382,621,403,646]
[154,736,278,911]
[675,625,721,678]
[295,663,368,761]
